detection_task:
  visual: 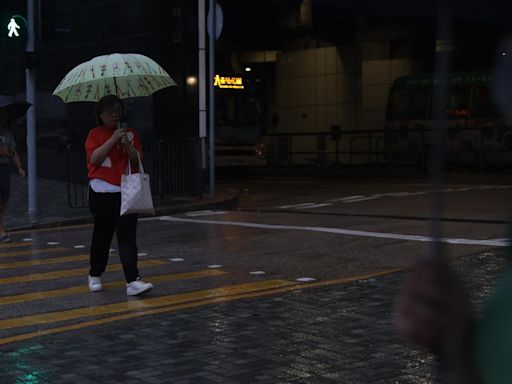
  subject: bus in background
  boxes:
[384,72,512,170]
[214,74,267,168]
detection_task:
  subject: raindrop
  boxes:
[137,252,148,257]
[208,264,222,269]
[73,245,86,249]
[47,241,60,245]
[22,238,33,242]
[109,248,116,253]
[296,277,316,282]
[169,258,184,262]
[249,271,266,275]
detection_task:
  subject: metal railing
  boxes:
[66,138,203,208]
[263,126,512,171]
[264,130,387,166]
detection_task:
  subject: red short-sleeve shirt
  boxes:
[85,125,143,186]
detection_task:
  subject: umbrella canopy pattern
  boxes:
[53,53,177,103]
[0,95,31,125]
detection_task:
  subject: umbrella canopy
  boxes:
[52,53,177,103]
[0,95,31,126]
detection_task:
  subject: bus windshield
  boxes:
[216,94,262,144]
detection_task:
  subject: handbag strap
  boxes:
[125,151,144,175]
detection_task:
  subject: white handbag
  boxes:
[120,152,155,216]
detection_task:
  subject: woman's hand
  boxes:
[111,127,127,143]
[18,167,26,178]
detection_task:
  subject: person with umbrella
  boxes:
[85,95,153,296]
[53,53,176,295]
[0,97,27,243]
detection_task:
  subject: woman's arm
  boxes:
[120,129,141,165]
[89,129,124,166]
[12,151,25,177]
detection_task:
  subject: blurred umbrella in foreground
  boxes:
[0,95,31,126]
[52,53,177,103]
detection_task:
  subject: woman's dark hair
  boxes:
[95,95,124,124]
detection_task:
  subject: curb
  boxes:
[10,194,240,233]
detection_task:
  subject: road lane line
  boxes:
[0,270,227,306]
[276,203,317,209]
[0,269,402,345]
[0,279,295,330]
[0,254,89,270]
[10,223,93,235]
[0,247,68,258]
[159,216,508,247]
[0,259,168,285]
[185,210,227,217]
[341,195,382,203]
[295,203,332,210]
[325,195,365,202]
[0,241,34,249]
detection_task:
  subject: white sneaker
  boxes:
[88,275,103,292]
[126,278,153,296]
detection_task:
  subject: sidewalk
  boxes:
[5,176,239,231]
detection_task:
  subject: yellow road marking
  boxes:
[0,268,404,345]
[0,241,34,248]
[11,223,93,235]
[0,254,89,270]
[0,259,167,285]
[0,269,227,306]
[0,279,295,330]
[0,247,68,258]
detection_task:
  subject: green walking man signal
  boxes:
[4,14,27,40]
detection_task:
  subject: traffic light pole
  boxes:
[208,0,216,198]
[26,0,37,220]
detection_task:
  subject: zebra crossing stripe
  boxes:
[0,254,89,270]
[0,269,226,306]
[0,241,34,249]
[0,259,168,285]
[0,247,68,259]
[0,279,295,330]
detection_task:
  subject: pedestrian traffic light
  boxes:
[0,12,27,44]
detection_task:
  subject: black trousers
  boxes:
[88,188,139,283]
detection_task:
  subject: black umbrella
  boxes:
[0,95,31,126]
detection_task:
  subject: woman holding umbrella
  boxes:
[53,53,176,295]
[85,95,153,296]
[0,101,26,243]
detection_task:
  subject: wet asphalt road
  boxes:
[0,173,510,383]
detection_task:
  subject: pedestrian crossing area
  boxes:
[0,234,301,346]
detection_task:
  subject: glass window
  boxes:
[409,89,430,118]
[446,87,469,118]
[472,86,499,118]
[388,89,409,118]
[237,97,260,125]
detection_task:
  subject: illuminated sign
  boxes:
[213,74,244,89]
[3,14,27,41]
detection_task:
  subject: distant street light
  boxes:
[186,76,198,85]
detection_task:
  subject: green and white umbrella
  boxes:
[53,53,177,102]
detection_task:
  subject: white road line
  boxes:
[324,186,511,205]
[276,202,317,209]
[185,210,227,217]
[342,195,382,203]
[295,203,332,210]
[326,195,365,202]
[159,216,508,247]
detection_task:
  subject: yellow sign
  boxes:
[213,74,244,89]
